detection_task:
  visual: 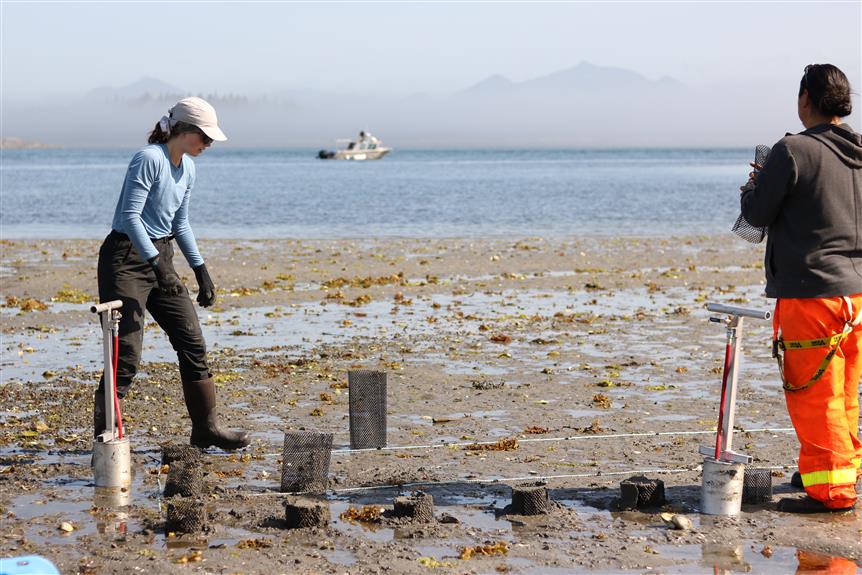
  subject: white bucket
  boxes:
[93,438,132,488]
[701,458,744,515]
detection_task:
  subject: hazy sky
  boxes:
[2,1,860,100]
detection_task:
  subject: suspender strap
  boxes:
[773,297,862,392]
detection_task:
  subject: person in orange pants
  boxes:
[775,296,862,511]
[740,63,862,513]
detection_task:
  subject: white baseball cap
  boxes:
[169,96,227,141]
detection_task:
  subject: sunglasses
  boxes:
[193,127,214,145]
[802,64,815,93]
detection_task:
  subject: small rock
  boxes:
[59,521,74,533]
[660,513,692,531]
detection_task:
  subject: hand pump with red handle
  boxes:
[699,303,771,464]
[90,300,131,488]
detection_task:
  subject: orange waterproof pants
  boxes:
[775,294,862,510]
[794,549,858,575]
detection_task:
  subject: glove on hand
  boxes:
[148,256,185,297]
[193,263,216,308]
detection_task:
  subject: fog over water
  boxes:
[2,3,859,149]
[3,62,860,149]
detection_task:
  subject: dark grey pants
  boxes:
[97,230,209,396]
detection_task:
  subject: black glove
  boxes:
[193,263,216,308]
[148,256,185,297]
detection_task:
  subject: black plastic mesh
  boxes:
[511,482,550,515]
[281,431,333,494]
[742,467,773,503]
[732,145,771,243]
[284,497,331,528]
[394,491,435,521]
[164,460,204,498]
[619,475,666,508]
[160,442,203,466]
[348,370,387,449]
[166,497,206,533]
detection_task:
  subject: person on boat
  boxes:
[94,97,250,451]
[741,63,862,513]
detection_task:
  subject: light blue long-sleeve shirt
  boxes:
[111,144,204,269]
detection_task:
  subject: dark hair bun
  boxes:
[803,64,853,118]
[818,91,853,117]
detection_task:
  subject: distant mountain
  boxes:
[456,61,683,99]
[459,74,516,96]
[85,76,182,102]
[527,61,661,91]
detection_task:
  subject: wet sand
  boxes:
[1,235,860,574]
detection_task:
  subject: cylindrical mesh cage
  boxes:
[348,370,387,449]
[742,467,773,504]
[732,145,771,243]
[281,431,333,494]
[166,497,206,533]
[164,460,204,498]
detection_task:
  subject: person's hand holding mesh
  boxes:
[732,145,770,243]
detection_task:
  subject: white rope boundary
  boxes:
[260,425,809,458]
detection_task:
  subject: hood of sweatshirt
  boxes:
[801,123,862,168]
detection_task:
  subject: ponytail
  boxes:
[147,120,202,144]
[148,122,170,144]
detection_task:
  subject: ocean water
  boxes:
[0,148,752,239]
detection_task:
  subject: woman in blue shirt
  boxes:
[95,97,249,450]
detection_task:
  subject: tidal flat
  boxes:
[1,235,859,574]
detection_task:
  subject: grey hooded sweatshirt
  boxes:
[741,123,862,298]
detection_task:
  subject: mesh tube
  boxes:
[348,370,387,449]
[166,497,206,533]
[281,431,333,494]
[164,460,204,498]
[742,467,773,503]
[732,145,771,243]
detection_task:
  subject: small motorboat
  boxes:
[317,131,391,160]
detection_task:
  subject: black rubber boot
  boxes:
[93,389,123,438]
[182,378,250,450]
[776,496,855,514]
[790,471,803,489]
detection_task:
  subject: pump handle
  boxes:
[91,300,123,314]
[706,303,771,320]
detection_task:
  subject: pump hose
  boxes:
[714,339,733,460]
[112,334,124,439]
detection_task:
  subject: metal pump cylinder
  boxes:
[93,437,131,488]
[701,458,745,515]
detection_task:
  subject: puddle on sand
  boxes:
[644,413,698,423]
[655,542,860,574]
[321,548,357,567]
[8,480,144,548]
[329,500,395,543]
[328,485,517,544]
[441,361,511,376]
[0,301,85,316]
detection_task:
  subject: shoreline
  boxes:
[0,230,744,241]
